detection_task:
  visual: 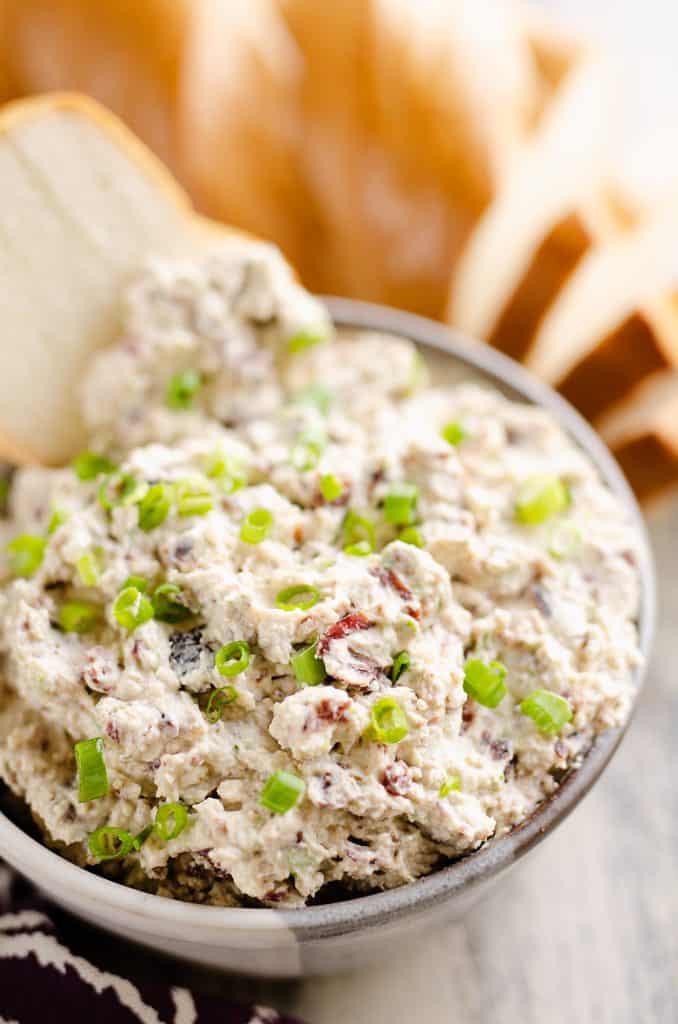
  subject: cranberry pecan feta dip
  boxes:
[0,240,642,907]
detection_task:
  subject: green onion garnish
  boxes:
[122,575,148,592]
[88,826,135,861]
[291,641,326,686]
[463,659,507,708]
[174,478,213,517]
[259,770,305,813]
[0,476,11,515]
[399,526,424,548]
[391,651,411,682]
[319,473,343,502]
[154,802,189,841]
[137,483,172,531]
[240,508,273,544]
[205,685,238,722]
[344,540,372,556]
[441,421,466,446]
[112,585,154,631]
[166,369,202,411]
[47,508,67,535]
[439,775,460,797]
[60,600,100,634]
[202,452,247,494]
[287,328,326,355]
[72,451,116,481]
[290,429,326,472]
[215,640,251,676]
[383,483,419,526]
[515,475,569,526]
[276,584,321,611]
[369,698,409,744]
[152,583,191,624]
[74,737,108,802]
[132,824,154,850]
[7,534,47,577]
[342,510,375,552]
[520,689,573,735]
[98,472,149,511]
[294,384,333,415]
[76,551,102,587]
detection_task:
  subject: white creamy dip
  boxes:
[0,240,642,906]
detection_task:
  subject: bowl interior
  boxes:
[0,298,656,941]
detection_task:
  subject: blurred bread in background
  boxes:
[0,0,677,499]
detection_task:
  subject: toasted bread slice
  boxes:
[0,0,190,173]
[446,51,618,341]
[0,93,196,465]
[179,0,303,269]
[597,369,678,501]
[525,224,678,420]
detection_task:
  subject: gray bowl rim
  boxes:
[0,297,656,942]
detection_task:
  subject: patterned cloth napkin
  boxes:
[0,864,303,1023]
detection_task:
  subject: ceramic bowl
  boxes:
[0,299,656,978]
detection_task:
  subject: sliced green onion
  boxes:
[344,540,372,557]
[520,689,573,735]
[76,550,102,587]
[439,775,461,797]
[113,585,154,631]
[60,600,100,634]
[287,328,326,355]
[152,583,191,624]
[342,510,375,551]
[463,659,507,708]
[47,508,67,535]
[407,350,428,393]
[202,452,247,494]
[166,369,202,411]
[154,802,189,841]
[291,641,326,686]
[441,421,466,447]
[369,698,409,744]
[319,473,344,502]
[7,534,46,577]
[174,478,213,517]
[291,428,326,472]
[74,737,108,802]
[391,651,411,683]
[205,685,238,722]
[72,451,116,481]
[399,526,424,548]
[88,826,134,861]
[98,472,148,511]
[259,770,305,813]
[132,824,154,850]
[383,483,419,526]
[515,475,569,526]
[240,508,273,544]
[276,584,321,611]
[215,640,251,676]
[294,384,333,415]
[0,476,11,515]
[122,575,148,593]
[137,483,172,531]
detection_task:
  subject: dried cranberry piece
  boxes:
[317,612,373,657]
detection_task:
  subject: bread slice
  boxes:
[0,0,190,174]
[525,224,678,420]
[446,50,618,342]
[0,92,195,465]
[597,368,678,501]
